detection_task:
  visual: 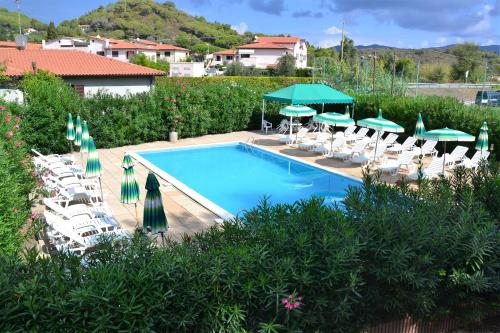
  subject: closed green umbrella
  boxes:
[475,122,489,155]
[313,111,355,151]
[74,116,82,147]
[414,113,426,139]
[421,127,475,174]
[85,136,104,200]
[66,114,75,153]
[279,104,317,138]
[143,172,168,241]
[120,153,140,224]
[80,120,90,153]
[357,109,404,161]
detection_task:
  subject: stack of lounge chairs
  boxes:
[33,150,130,256]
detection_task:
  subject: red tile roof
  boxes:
[133,38,157,46]
[0,41,42,50]
[107,41,152,50]
[214,49,237,55]
[0,49,165,77]
[255,36,302,44]
[153,43,189,51]
[238,42,291,50]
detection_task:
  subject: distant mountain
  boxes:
[0,8,47,42]
[479,45,500,54]
[56,0,253,54]
[334,43,500,55]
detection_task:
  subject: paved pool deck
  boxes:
[90,131,424,241]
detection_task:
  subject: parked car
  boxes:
[475,91,500,107]
[204,68,223,77]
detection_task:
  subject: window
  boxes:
[112,51,119,57]
[226,55,233,60]
[164,51,171,57]
[126,51,135,59]
[156,52,161,58]
[97,51,105,56]
[216,55,221,61]
[240,54,250,58]
[71,84,84,97]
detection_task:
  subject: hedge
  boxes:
[0,166,498,332]
[11,73,500,160]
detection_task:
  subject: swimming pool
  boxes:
[133,143,360,218]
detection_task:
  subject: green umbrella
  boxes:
[80,120,90,153]
[143,172,168,240]
[414,113,426,139]
[85,136,103,200]
[313,112,355,152]
[357,109,404,161]
[120,154,140,224]
[475,122,489,154]
[74,116,82,147]
[66,113,75,152]
[279,104,317,138]
[421,127,475,174]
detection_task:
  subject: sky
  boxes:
[2,0,499,48]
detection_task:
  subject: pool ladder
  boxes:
[244,137,257,155]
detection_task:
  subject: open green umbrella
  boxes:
[143,172,168,241]
[313,111,355,151]
[421,127,475,174]
[120,153,140,224]
[80,120,90,153]
[74,116,82,147]
[475,122,489,156]
[66,114,75,152]
[279,104,317,138]
[85,136,103,200]
[357,109,404,161]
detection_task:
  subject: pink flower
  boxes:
[6,131,13,138]
[281,293,303,311]
[5,116,11,123]
[0,105,6,111]
[14,117,21,123]
[13,125,20,130]
[172,98,177,103]
[32,171,38,177]
[31,211,38,219]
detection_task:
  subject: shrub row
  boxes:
[12,73,499,160]
[0,166,498,332]
[0,105,37,255]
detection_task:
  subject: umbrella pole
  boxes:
[442,141,447,175]
[290,116,293,143]
[70,141,73,154]
[330,128,334,154]
[373,130,381,163]
[134,202,139,227]
[98,177,104,202]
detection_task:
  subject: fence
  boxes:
[365,315,460,333]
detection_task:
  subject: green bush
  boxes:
[0,104,37,255]
[0,166,498,332]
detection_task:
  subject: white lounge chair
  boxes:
[378,150,415,175]
[331,138,370,160]
[262,120,273,134]
[443,145,468,167]
[276,119,289,134]
[387,136,417,154]
[32,149,75,166]
[351,143,388,165]
[413,140,438,157]
[43,197,113,220]
[279,128,309,145]
[338,125,356,139]
[53,184,102,204]
[298,132,329,150]
[407,157,444,180]
[313,136,346,155]
[381,133,399,148]
[345,127,367,143]
[455,150,490,169]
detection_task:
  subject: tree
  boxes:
[450,42,481,82]
[275,54,296,76]
[396,58,415,79]
[427,66,447,82]
[224,62,247,76]
[129,53,169,72]
[340,37,357,63]
[46,21,58,40]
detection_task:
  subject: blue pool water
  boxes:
[138,143,360,215]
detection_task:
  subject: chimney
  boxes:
[42,40,45,49]
[15,34,28,50]
[105,38,110,48]
[32,61,37,74]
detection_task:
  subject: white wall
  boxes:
[157,50,189,62]
[0,89,24,103]
[239,48,287,68]
[169,62,205,77]
[63,77,154,96]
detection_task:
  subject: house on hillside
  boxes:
[207,36,307,69]
[132,38,190,62]
[0,49,165,96]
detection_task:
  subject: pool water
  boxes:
[138,143,360,215]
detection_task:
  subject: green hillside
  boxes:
[58,0,253,54]
[0,8,47,42]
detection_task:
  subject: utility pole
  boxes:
[340,21,345,63]
[390,51,396,96]
[15,0,21,35]
[415,57,420,97]
[372,52,376,94]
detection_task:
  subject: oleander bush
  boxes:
[0,104,38,255]
[0,165,498,332]
[12,72,500,160]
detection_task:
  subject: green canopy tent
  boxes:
[261,83,355,131]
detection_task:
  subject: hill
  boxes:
[0,8,47,42]
[57,0,253,54]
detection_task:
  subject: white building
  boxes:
[169,62,205,77]
[237,42,293,69]
[210,49,237,66]
[0,49,165,97]
[254,36,307,68]
[132,38,190,62]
